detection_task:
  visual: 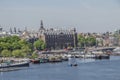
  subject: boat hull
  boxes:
[95,55,110,59]
[31,59,40,64]
[0,62,29,69]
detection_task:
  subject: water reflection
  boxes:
[78,58,95,63]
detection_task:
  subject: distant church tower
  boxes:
[39,20,45,33]
[39,20,45,30]
[40,20,43,29]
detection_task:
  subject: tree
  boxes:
[31,51,39,59]
[86,36,96,47]
[0,36,33,58]
[78,34,96,47]
[78,34,86,47]
[12,42,21,50]
[0,36,21,51]
[113,30,120,46]
[1,49,11,57]
[33,39,46,50]
[21,45,31,57]
[2,36,20,43]
[12,50,24,58]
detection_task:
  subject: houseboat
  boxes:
[0,60,29,72]
[0,61,29,69]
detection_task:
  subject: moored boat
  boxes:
[39,58,49,63]
[31,59,40,64]
[49,57,62,63]
[0,61,29,69]
[68,55,78,67]
[95,54,110,59]
[70,64,78,66]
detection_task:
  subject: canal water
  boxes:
[0,56,120,80]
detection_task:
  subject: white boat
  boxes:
[92,50,104,55]
[79,54,96,58]
[113,47,120,55]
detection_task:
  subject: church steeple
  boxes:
[40,20,43,29]
[39,20,45,31]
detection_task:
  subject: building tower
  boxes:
[73,28,78,48]
[14,27,17,33]
[10,27,13,34]
[39,20,45,33]
[40,20,43,29]
[39,20,45,30]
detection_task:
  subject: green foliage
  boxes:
[31,51,39,59]
[78,35,86,47]
[0,36,20,43]
[12,42,21,50]
[0,36,32,58]
[21,45,31,57]
[113,31,120,46]
[33,39,46,51]
[85,36,96,46]
[0,36,21,51]
[1,49,12,57]
[78,34,96,47]
[12,50,25,58]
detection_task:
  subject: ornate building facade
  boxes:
[39,20,78,50]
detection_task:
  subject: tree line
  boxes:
[0,34,96,58]
[0,36,46,58]
[77,34,96,47]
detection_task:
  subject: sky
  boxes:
[0,0,120,33]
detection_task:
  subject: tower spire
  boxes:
[39,20,45,32]
[40,20,44,29]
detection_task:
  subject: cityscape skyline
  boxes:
[0,0,120,33]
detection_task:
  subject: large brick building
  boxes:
[38,21,77,50]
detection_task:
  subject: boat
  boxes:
[68,55,78,67]
[49,56,62,63]
[112,47,120,55]
[0,61,29,69]
[79,54,96,58]
[39,58,49,63]
[95,54,110,59]
[62,57,68,61]
[70,64,78,66]
[31,59,40,64]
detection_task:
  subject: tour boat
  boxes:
[0,61,29,69]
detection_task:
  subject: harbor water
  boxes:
[0,56,120,80]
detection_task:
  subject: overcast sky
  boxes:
[0,0,120,33]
